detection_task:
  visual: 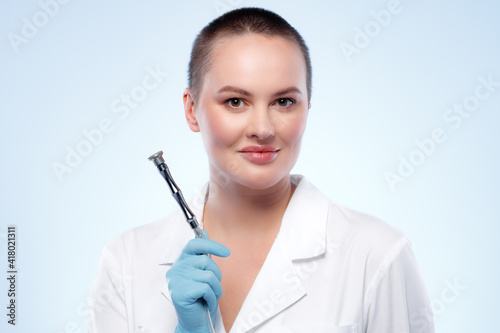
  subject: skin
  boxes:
[183,33,310,331]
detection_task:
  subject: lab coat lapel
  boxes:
[230,237,307,333]
[231,175,330,333]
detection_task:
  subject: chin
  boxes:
[234,167,290,190]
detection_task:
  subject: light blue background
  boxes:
[1,0,499,331]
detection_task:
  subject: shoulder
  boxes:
[326,199,412,282]
[294,174,407,249]
[291,175,410,267]
[327,200,406,247]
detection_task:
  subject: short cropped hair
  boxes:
[188,7,312,104]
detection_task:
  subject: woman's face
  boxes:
[184,33,309,190]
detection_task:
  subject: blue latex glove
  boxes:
[167,230,230,333]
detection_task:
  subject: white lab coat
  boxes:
[88,175,435,333]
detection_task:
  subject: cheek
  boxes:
[279,112,308,147]
[199,111,242,151]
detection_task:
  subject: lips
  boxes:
[239,145,279,153]
[239,146,280,164]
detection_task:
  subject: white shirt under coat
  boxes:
[88,175,435,333]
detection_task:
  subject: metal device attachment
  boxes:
[148,151,204,236]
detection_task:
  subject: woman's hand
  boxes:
[167,231,230,333]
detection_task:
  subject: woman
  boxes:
[89,7,434,333]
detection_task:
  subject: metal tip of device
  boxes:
[148,151,165,166]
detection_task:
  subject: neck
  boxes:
[202,172,295,238]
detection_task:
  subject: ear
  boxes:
[183,88,200,132]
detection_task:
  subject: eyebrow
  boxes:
[216,85,302,97]
[273,87,302,97]
[216,86,252,96]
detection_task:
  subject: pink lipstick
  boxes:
[239,146,279,164]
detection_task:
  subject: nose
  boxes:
[246,104,275,141]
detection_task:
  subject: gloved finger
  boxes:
[183,237,230,258]
[169,267,223,300]
[197,281,219,315]
[190,269,224,300]
[179,254,223,280]
[169,278,218,315]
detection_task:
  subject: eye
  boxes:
[275,98,295,108]
[225,98,244,109]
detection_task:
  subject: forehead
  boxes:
[202,33,306,94]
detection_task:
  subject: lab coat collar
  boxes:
[159,175,330,332]
[280,174,329,260]
[158,175,329,264]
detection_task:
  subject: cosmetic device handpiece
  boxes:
[148,151,205,239]
[148,150,215,333]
